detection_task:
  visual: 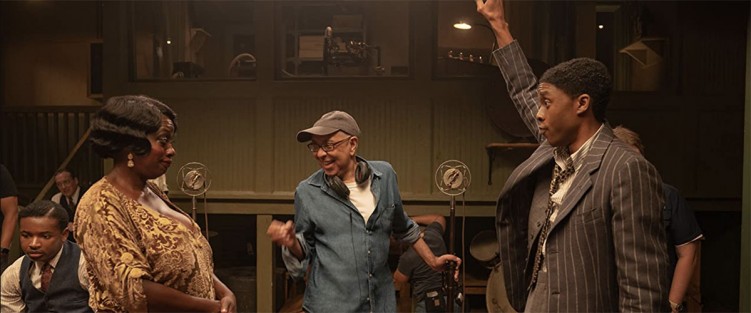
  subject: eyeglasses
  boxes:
[307,136,352,153]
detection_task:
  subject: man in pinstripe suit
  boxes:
[477,0,670,311]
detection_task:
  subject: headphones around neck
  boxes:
[325,160,372,199]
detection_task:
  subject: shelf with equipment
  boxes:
[277,2,410,78]
[282,25,367,77]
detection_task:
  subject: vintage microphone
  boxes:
[177,162,212,238]
[434,160,471,313]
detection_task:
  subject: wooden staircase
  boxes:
[0,106,102,205]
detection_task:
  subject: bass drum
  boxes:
[469,230,499,268]
[486,263,517,313]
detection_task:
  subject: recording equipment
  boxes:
[321,26,384,75]
[424,288,448,313]
[325,160,371,199]
[228,53,257,77]
[434,160,471,313]
[177,162,212,238]
[323,26,333,54]
[323,26,333,75]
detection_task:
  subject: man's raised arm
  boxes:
[477,0,544,143]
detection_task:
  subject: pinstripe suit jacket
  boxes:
[492,41,670,312]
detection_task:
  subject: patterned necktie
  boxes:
[528,152,575,291]
[40,262,53,293]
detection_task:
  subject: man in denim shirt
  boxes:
[268,111,461,312]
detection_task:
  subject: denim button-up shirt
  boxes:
[282,160,420,313]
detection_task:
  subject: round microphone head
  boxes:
[177,162,211,196]
[443,168,464,190]
[184,170,205,191]
[434,160,471,196]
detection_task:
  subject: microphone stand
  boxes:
[447,195,457,313]
[435,160,470,313]
[191,195,197,221]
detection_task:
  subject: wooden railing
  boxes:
[0,106,102,204]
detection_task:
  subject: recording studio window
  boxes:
[130,1,257,80]
[277,2,411,79]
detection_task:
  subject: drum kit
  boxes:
[469,230,516,313]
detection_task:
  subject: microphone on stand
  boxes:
[177,162,212,238]
[435,160,471,313]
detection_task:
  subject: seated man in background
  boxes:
[51,169,85,214]
[394,214,461,312]
[0,200,91,313]
[51,168,86,242]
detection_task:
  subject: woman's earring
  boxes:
[127,153,135,168]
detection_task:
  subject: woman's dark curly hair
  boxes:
[540,57,612,122]
[90,95,177,158]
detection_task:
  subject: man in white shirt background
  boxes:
[50,169,85,241]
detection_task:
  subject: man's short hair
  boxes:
[20,200,70,232]
[612,125,645,155]
[54,168,77,179]
[540,57,612,122]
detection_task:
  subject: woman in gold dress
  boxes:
[75,95,236,312]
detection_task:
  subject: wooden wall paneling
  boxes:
[20,113,34,184]
[32,112,44,184]
[356,97,433,197]
[432,89,509,199]
[679,2,748,97]
[0,107,99,202]
[162,98,258,197]
[271,97,433,197]
[608,107,691,194]
[271,98,324,195]
[252,94,275,195]
[44,113,56,182]
[695,107,744,198]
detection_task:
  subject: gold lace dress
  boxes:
[74,178,215,312]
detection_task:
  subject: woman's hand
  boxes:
[218,292,236,313]
[213,274,237,313]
